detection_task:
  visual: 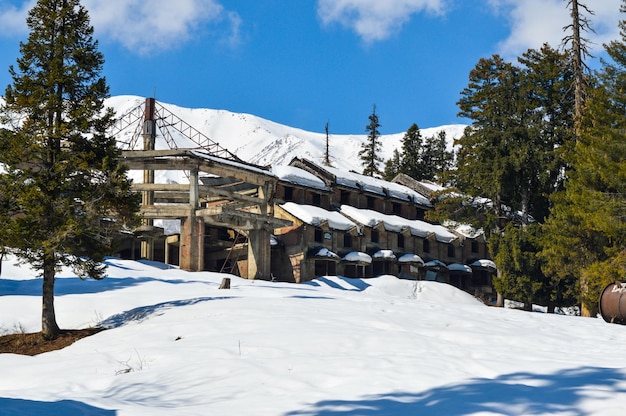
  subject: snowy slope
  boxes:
[106,95,467,172]
[2,255,626,415]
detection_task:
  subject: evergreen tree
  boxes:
[421,130,453,183]
[542,1,626,316]
[383,148,401,181]
[450,48,575,309]
[455,55,522,224]
[360,105,383,177]
[516,44,576,223]
[0,0,139,340]
[323,121,332,166]
[563,0,595,124]
[492,223,552,312]
[399,123,423,179]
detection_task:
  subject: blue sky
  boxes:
[0,0,621,134]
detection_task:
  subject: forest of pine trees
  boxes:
[358,0,623,316]
[380,1,625,315]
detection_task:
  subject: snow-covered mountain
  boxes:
[106,95,467,172]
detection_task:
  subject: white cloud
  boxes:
[0,0,35,35]
[317,0,447,43]
[0,0,241,54]
[489,0,621,57]
[84,0,239,54]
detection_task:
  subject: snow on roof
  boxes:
[314,248,340,259]
[272,165,329,191]
[373,249,396,260]
[425,259,448,269]
[417,180,447,195]
[446,221,484,239]
[342,251,372,264]
[398,253,425,265]
[190,150,273,176]
[323,166,431,207]
[448,263,473,273]
[471,259,497,270]
[339,205,457,243]
[280,202,356,231]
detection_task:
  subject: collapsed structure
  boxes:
[115,99,497,301]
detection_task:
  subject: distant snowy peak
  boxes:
[112,96,468,172]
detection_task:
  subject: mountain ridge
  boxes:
[106,95,468,173]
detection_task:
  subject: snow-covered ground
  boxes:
[2,255,626,415]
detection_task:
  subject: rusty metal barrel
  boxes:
[599,281,626,324]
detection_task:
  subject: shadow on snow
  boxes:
[0,276,215,297]
[0,397,116,416]
[285,367,626,416]
[304,276,372,292]
[98,297,235,329]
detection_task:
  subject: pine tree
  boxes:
[492,223,552,311]
[563,0,595,124]
[360,105,383,177]
[452,48,576,309]
[383,148,401,181]
[323,121,332,166]
[542,1,626,316]
[0,0,139,340]
[398,123,423,179]
[421,130,453,183]
[455,55,521,222]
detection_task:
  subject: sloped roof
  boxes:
[272,165,329,191]
[323,166,431,207]
[280,202,357,231]
[339,205,457,243]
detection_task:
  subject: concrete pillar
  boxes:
[180,215,204,272]
[189,167,199,207]
[247,227,271,280]
[141,98,157,260]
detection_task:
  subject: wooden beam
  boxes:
[140,205,194,219]
[131,183,267,206]
[120,150,276,186]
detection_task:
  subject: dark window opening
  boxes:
[367,196,376,209]
[371,229,379,243]
[471,241,479,253]
[344,234,353,248]
[340,190,350,204]
[423,239,430,253]
[312,193,321,206]
[314,228,323,243]
[315,260,336,277]
[392,202,402,215]
[447,244,455,258]
[284,186,294,201]
[398,233,405,248]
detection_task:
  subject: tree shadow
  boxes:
[285,367,626,416]
[0,275,216,297]
[99,296,235,329]
[0,397,116,415]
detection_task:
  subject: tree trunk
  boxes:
[496,292,504,308]
[42,253,60,340]
[524,299,533,312]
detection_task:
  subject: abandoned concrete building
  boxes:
[116,98,497,301]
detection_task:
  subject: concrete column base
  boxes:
[180,216,204,272]
[246,228,271,280]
